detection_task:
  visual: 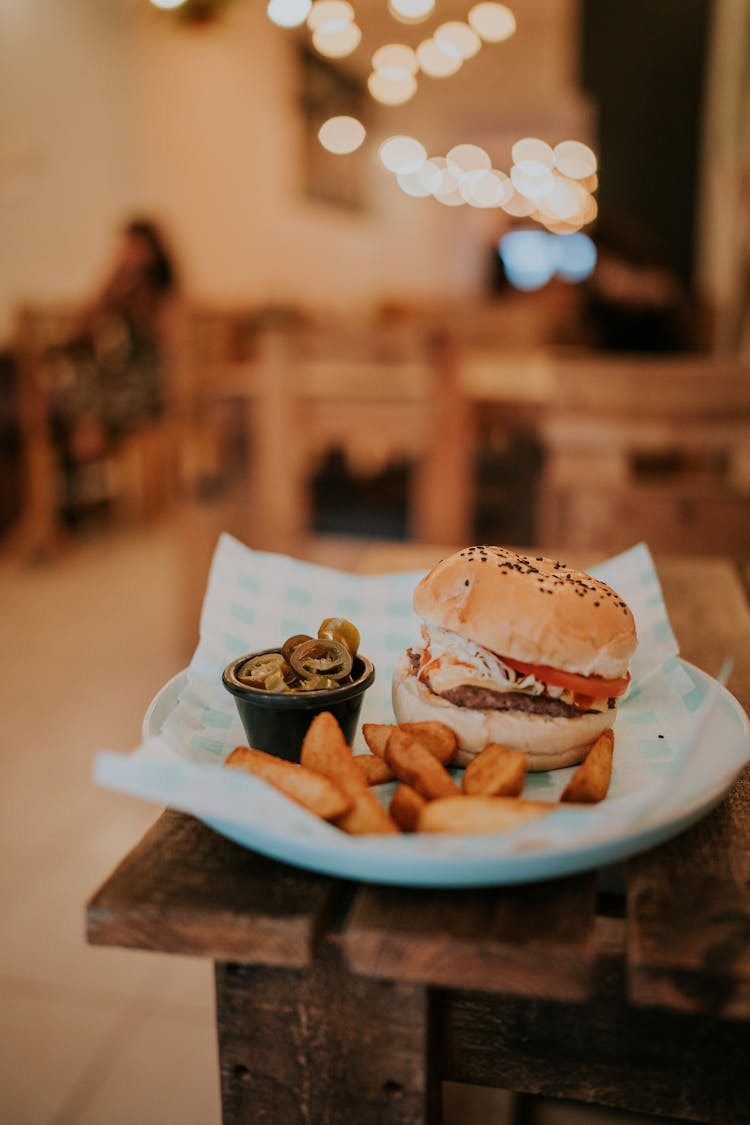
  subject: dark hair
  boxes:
[125,219,178,294]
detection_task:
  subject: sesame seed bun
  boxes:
[413,546,636,680]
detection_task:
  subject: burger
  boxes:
[392,546,637,770]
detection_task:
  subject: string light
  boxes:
[372,43,419,78]
[512,137,555,168]
[318,115,366,154]
[312,21,361,57]
[553,140,597,180]
[468,2,516,42]
[388,0,435,24]
[368,70,418,105]
[307,0,353,29]
[379,135,427,174]
[446,143,491,176]
[267,0,312,28]
[434,21,482,60]
[416,37,463,78]
[281,0,595,238]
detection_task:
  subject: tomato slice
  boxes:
[501,655,630,698]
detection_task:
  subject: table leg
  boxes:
[215,943,441,1125]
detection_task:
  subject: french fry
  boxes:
[362,723,392,759]
[405,721,458,764]
[225,745,352,822]
[418,795,551,835]
[364,721,458,765]
[389,784,427,833]
[560,729,615,804]
[354,754,395,787]
[462,744,527,798]
[385,726,460,800]
[300,712,399,834]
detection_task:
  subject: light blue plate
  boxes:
[142,662,749,887]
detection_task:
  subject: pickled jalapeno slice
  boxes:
[289,638,353,682]
[237,652,293,691]
[317,617,360,658]
[281,633,313,665]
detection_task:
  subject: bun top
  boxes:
[413,546,637,678]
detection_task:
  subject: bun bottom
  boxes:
[391,651,615,771]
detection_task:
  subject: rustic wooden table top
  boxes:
[87,550,750,1124]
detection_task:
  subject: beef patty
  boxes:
[440,683,615,717]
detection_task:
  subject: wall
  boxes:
[0,0,587,339]
[0,0,137,339]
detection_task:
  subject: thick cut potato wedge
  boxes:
[560,729,615,804]
[418,795,551,835]
[389,784,427,833]
[301,712,399,834]
[363,721,457,764]
[385,727,460,800]
[462,744,527,798]
[354,754,395,787]
[225,745,352,821]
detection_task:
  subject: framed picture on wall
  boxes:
[297,46,367,210]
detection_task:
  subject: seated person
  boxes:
[47,218,182,518]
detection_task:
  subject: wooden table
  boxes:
[87,550,750,1125]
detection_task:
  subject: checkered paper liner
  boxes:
[93,534,742,856]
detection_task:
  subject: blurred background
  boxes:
[0,1,749,1122]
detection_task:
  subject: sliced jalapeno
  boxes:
[317,617,360,658]
[289,637,353,682]
[237,652,292,690]
[281,633,313,665]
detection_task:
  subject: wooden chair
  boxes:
[10,302,188,559]
[537,353,750,555]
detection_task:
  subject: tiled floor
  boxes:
[0,515,672,1125]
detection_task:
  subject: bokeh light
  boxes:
[372,43,419,78]
[307,0,354,29]
[418,157,450,194]
[555,232,598,281]
[501,188,537,217]
[267,0,312,28]
[389,0,436,23]
[500,229,556,290]
[468,3,517,42]
[312,21,361,57]
[318,115,366,154]
[499,229,597,290]
[368,70,418,104]
[512,137,555,168]
[446,143,491,175]
[459,169,512,207]
[416,37,463,77]
[510,159,555,198]
[149,0,188,10]
[538,174,589,221]
[379,135,427,174]
[434,21,482,60]
[553,140,597,179]
[434,187,465,207]
[396,168,433,197]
